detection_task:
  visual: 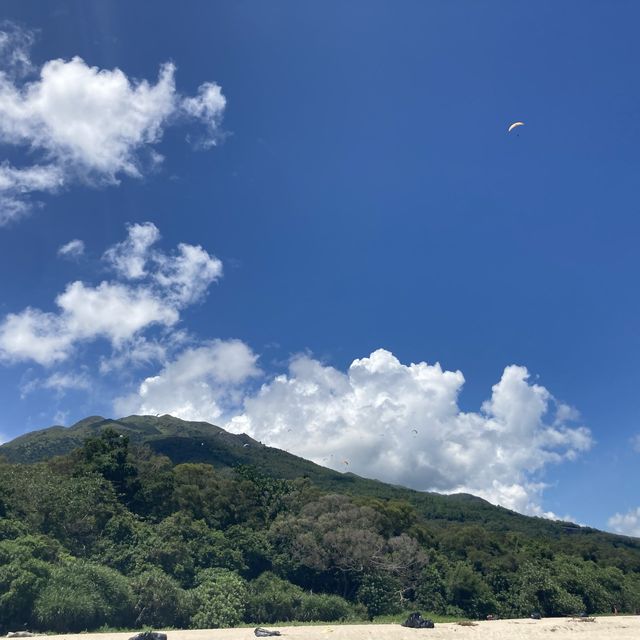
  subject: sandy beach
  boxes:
[13,617,640,640]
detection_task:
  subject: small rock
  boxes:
[129,632,167,640]
[401,612,435,629]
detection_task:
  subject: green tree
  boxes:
[190,568,247,628]
[445,562,496,618]
[131,568,191,628]
[356,572,402,617]
[245,572,305,623]
[34,561,134,632]
[79,428,142,509]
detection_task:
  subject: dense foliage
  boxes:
[1,425,639,633]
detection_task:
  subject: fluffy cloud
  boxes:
[226,349,592,515]
[0,222,221,365]
[114,340,260,422]
[608,508,640,537]
[0,24,226,222]
[182,82,227,148]
[104,222,223,305]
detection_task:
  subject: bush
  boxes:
[190,568,246,628]
[245,572,305,623]
[131,568,191,628]
[356,572,402,618]
[34,561,134,632]
[0,558,52,634]
[297,593,357,622]
[245,572,359,623]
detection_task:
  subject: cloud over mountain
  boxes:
[225,349,592,516]
[117,343,593,516]
[608,507,640,537]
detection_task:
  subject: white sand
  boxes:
[14,617,640,640]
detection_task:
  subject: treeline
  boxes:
[1,428,639,633]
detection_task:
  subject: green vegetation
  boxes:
[0,415,639,633]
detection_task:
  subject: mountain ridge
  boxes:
[1,413,637,546]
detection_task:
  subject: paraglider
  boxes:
[342,459,349,466]
[508,121,524,133]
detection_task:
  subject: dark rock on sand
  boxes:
[129,632,167,640]
[401,612,435,629]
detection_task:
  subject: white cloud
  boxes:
[104,222,160,279]
[631,434,640,453]
[0,24,226,222]
[0,162,64,224]
[99,335,168,374]
[21,370,91,397]
[0,21,34,76]
[114,340,260,422]
[608,507,640,538]
[226,349,592,515]
[104,222,223,304]
[182,82,227,148]
[57,238,85,258]
[0,222,221,366]
[154,242,223,305]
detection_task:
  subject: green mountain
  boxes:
[1,414,636,545]
[2,414,640,632]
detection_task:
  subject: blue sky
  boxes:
[0,1,639,535]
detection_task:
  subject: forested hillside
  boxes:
[1,417,639,633]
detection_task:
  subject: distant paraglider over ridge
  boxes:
[508,121,525,133]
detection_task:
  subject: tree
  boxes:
[34,561,134,632]
[142,512,243,586]
[79,428,142,509]
[130,568,191,628]
[445,562,496,618]
[190,568,246,628]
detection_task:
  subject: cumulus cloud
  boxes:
[226,349,592,515]
[104,222,161,279]
[104,222,222,305]
[0,23,226,223]
[58,238,85,259]
[114,340,260,422]
[0,222,221,365]
[608,507,640,538]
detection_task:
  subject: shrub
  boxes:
[34,561,134,632]
[245,572,304,623]
[131,568,191,628]
[297,593,356,622]
[190,568,247,628]
[356,572,402,618]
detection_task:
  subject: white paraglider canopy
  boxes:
[508,121,525,132]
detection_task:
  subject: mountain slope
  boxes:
[1,414,638,551]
